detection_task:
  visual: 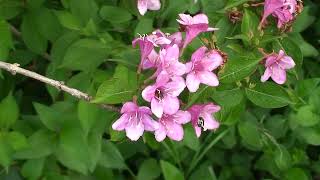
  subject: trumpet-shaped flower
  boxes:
[261,50,295,84]
[155,110,191,141]
[112,102,159,141]
[177,14,218,48]
[188,103,221,137]
[142,72,186,118]
[185,46,223,92]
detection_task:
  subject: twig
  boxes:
[0,61,119,112]
[9,24,52,61]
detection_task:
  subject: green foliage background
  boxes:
[0,0,319,179]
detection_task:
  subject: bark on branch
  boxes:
[0,61,119,112]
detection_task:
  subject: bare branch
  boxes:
[0,61,119,112]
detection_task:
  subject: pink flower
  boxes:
[158,44,187,77]
[133,33,171,70]
[142,71,186,118]
[155,110,191,142]
[137,0,161,16]
[261,50,295,84]
[185,46,223,92]
[259,0,298,29]
[188,103,221,137]
[177,14,218,48]
[112,102,159,141]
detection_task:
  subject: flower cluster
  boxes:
[113,14,223,141]
[259,0,302,29]
[113,11,298,141]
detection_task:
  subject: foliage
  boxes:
[0,0,319,179]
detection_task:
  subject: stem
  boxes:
[186,128,230,176]
[162,141,181,169]
[0,61,119,112]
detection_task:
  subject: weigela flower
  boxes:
[132,32,171,70]
[155,110,191,142]
[261,50,295,84]
[177,14,218,48]
[188,103,221,137]
[186,46,223,92]
[142,71,186,118]
[158,44,187,77]
[259,0,298,29]
[137,0,161,16]
[112,102,159,141]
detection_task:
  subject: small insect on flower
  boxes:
[197,117,206,130]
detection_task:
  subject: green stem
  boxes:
[186,129,230,176]
[162,141,181,169]
[126,165,136,178]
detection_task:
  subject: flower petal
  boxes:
[261,67,272,82]
[112,114,129,131]
[125,119,144,141]
[203,103,221,114]
[279,55,295,69]
[142,85,156,102]
[191,46,207,62]
[142,114,159,131]
[147,0,161,10]
[151,98,164,118]
[201,113,220,130]
[121,102,138,113]
[201,51,223,71]
[166,122,184,141]
[173,110,191,124]
[137,0,148,15]
[163,96,180,115]
[186,72,201,92]
[156,71,170,86]
[271,65,287,84]
[165,76,186,97]
[198,71,219,87]
[155,124,167,142]
[193,14,209,24]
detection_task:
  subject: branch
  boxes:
[0,61,119,112]
[9,24,52,61]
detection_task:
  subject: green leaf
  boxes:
[294,105,320,127]
[274,146,292,171]
[295,78,320,97]
[0,0,23,19]
[284,168,309,180]
[0,20,13,49]
[238,120,263,150]
[33,102,62,131]
[241,9,259,43]
[0,135,13,169]
[55,120,90,174]
[218,54,261,83]
[99,141,126,169]
[296,127,320,146]
[93,65,137,104]
[245,82,292,108]
[182,124,200,151]
[69,0,98,26]
[160,160,184,180]
[87,132,102,172]
[211,86,244,107]
[189,163,217,180]
[54,10,82,30]
[21,12,47,54]
[78,100,101,136]
[100,6,133,23]
[224,0,250,9]
[21,158,45,179]
[0,94,19,129]
[134,17,154,35]
[34,8,62,42]
[6,131,28,151]
[137,159,161,180]
[292,6,316,33]
[61,38,109,72]
[27,0,45,9]
[14,129,57,159]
